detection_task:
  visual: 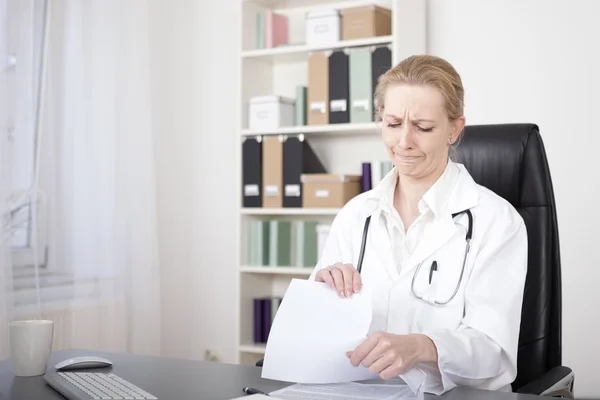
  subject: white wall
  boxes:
[428,0,600,397]
[150,0,600,396]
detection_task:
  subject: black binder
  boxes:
[372,46,392,108]
[282,135,326,208]
[328,50,350,124]
[242,136,262,207]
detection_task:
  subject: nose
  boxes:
[392,124,415,151]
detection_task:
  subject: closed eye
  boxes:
[386,122,400,128]
[417,126,434,132]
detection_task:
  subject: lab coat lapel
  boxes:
[368,209,400,280]
[400,215,456,278]
[400,163,480,278]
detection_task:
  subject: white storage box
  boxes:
[249,95,295,131]
[305,10,340,46]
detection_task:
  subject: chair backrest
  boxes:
[453,123,562,390]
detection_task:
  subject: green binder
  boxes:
[269,220,292,266]
[256,12,264,49]
[295,86,307,126]
[295,221,318,267]
[350,48,373,123]
[247,220,270,265]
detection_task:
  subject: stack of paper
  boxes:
[261,279,378,383]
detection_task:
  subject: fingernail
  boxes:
[346,290,352,296]
[339,290,344,297]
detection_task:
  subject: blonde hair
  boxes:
[374,55,464,122]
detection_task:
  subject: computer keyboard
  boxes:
[44,371,158,400]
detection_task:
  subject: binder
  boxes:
[242,136,262,207]
[295,221,319,267]
[349,48,373,123]
[372,46,392,111]
[295,85,307,126]
[307,52,329,125]
[269,220,292,266]
[262,135,284,208]
[282,134,326,208]
[328,50,350,124]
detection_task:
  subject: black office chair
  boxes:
[257,123,574,398]
[454,123,573,397]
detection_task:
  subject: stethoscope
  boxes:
[356,209,473,305]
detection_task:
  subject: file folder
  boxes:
[328,50,350,124]
[372,45,392,110]
[283,134,326,208]
[307,52,329,125]
[262,135,284,208]
[242,136,262,207]
[349,47,372,123]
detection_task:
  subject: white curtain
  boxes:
[0,0,161,358]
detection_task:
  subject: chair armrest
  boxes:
[255,358,264,367]
[516,366,574,398]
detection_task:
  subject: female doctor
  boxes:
[309,55,528,395]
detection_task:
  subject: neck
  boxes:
[394,158,448,217]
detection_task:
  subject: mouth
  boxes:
[393,154,421,162]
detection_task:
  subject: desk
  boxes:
[0,349,545,400]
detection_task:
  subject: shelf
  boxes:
[241,122,379,137]
[242,36,393,64]
[241,266,313,276]
[241,208,340,215]
[239,344,266,354]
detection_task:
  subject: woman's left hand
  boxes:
[347,332,438,379]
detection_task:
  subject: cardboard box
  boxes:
[301,174,361,208]
[341,5,391,41]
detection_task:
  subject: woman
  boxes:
[309,55,527,395]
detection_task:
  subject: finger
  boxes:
[367,351,396,376]
[340,264,355,296]
[315,269,335,288]
[360,340,393,368]
[349,333,380,367]
[329,267,346,297]
[379,359,406,379]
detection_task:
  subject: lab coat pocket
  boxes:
[412,237,469,332]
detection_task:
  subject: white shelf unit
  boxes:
[235,0,426,364]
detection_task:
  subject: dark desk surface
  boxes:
[0,349,546,400]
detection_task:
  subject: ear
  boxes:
[450,116,466,143]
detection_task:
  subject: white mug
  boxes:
[9,320,54,376]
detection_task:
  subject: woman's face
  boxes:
[381,84,465,181]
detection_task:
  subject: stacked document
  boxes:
[260,279,421,399]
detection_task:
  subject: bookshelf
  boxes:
[236,0,427,365]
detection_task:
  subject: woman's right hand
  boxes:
[315,263,362,297]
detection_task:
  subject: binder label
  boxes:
[285,184,301,197]
[265,185,279,197]
[352,99,370,111]
[330,99,347,112]
[310,101,326,113]
[244,184,259,197]
[315,189,330,198]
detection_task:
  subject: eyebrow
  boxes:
[385,114,436,123]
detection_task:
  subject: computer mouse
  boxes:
[55,356,113,371]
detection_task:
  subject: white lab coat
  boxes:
[309,160,528,395]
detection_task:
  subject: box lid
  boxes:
[305,9,340,19]
[250,95,295,105]
[301,173,361,183]
[341,5,391,16]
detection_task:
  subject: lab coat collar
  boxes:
[364,158,475,217]
[362,159,480,279]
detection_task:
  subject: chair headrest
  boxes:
[454,123,552,208]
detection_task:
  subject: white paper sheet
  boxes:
[261,279,379,384]
[269,382,417,400]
